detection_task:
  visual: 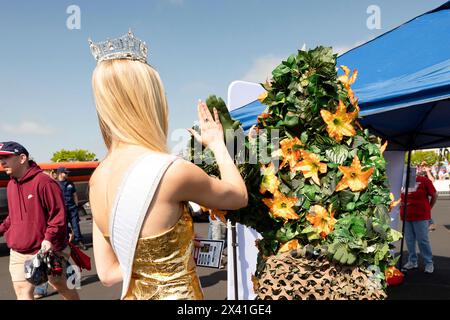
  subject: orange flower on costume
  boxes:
[262,191,299,221]
[210,209,227,223]
[335,155,374,192]
[278,137,303,171]
[257,112,270,123]
[295,150,327,186]
[306,205,337,238]
[259,162,280,195]
[278,239,300,253]
[338,65,359,108]
[258,91,268,103]
[389,193,401,211]
[200,207,227,223]
[320,100,357,143]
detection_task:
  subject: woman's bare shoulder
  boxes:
[166,158,201,181]
[89,161,107,187]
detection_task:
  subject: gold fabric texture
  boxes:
[106,205,203,300]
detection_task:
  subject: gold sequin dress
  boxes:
[107,205,204,300]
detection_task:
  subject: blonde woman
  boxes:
[88,31,248,300]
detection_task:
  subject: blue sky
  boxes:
[0,0,447,162]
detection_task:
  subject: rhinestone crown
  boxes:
[88,29,148,64]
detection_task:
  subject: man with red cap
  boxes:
[0,141,79,300]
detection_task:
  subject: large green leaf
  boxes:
[301,226,321,241]
[300,131,308,145]
[350,217,366,238]
[339,190,355,208]
[302,184,317,200]
[389,229,403,242]
[325,144,349,164]
[276,223,300,241]
[272,64,291,78]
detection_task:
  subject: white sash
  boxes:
[109,152,177,299]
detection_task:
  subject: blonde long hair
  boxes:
[92,59,169,153]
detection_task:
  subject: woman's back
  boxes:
[90,145,186,239]
[90,145,203,299]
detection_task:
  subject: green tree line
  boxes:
[51,149,97,162]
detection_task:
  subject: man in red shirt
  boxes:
[400,170,437,274]
[0,141,80,300]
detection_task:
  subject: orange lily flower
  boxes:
[257,112,270,123]
[200,206,228,223]
[262,191,299,221]
[320,100,357,142]
[389,193,401,211]
[278,239,300,253]
[258,91,268,103]
[306,204,337,238]
[210,208,227,223]
[278,137,303,171]
[260,162,280,195]
[336,155,374,192]
[295,150,327,185]
[338,65,359,107]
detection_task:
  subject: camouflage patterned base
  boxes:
[253,249,387,300]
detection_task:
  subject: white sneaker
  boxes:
[424,264,434,274]
[402,261,418,270]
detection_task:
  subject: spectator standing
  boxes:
[0,141,79,300]
[401,169,437,274]
[56,167,87,250]
[418,162,437,232]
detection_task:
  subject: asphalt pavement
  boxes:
[0,218,226,300]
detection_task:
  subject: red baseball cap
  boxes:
[0,141,29,157]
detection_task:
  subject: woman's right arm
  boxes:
[173,101,247,210]
[92,219,123,287]
[172,158,247,210]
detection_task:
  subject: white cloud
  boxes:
[241,55,283,83]
[1,121,55,135]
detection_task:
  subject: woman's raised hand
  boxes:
[188,100,224,150]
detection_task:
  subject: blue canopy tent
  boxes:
[230,1,450,269]
[232,1,450,149]
[338,0,450,151]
